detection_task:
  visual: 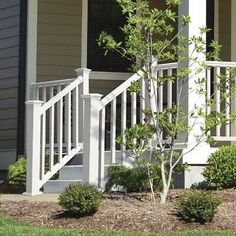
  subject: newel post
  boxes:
[24,100,43,196]
[82,94,103,186]
[75,68,91,142]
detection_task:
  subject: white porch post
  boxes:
[82,94,102,187]
[75,68,91,142]
[24,101,43,196]
[26,0,38,100]
[178,0,211,187]
[231,1,236,138]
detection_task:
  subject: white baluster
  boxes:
[57,97,63,163]
[111,99,116,164]
[140,77,145,124]
[206,68,211,136]
[225,68,230,137]
[99,108,105,188]
[121,91,127,162]
[215,67,221,136]
[65,92,71,155]
[131,92,137,126]
[167,69,172,122]
[73,86,79,148]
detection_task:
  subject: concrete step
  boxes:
[59,165,83,180]
[43,180,82,193]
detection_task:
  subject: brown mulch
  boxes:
[0,188,236,233]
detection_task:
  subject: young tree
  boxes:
[98,0,236,204]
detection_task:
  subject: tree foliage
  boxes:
[98,0,236,204]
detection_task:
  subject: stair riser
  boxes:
[59,166,83,180]
[43,180,82,193]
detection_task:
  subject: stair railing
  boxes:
[24,68,90,196]
[82,63,178,188]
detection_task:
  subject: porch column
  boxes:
[26,0,38,100]
[231,0,236,138]
[82,94,103,187]
[75,68,91,142]
[178,0,211,187]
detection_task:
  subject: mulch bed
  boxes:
[0,188,236,233]
[0,181,25,194]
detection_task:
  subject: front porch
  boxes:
[24,59,236,195]
[22,0,236,195]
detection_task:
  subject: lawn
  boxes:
[0,216,236,236]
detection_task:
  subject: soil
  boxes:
[0,181,25,194]
[0,187,236,233]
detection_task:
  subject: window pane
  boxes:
[87,0,131,72]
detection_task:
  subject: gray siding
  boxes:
[0,0,20,151]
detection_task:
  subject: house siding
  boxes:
[0,0,20,152]
[37,0,82,82]
[218,0,231,61]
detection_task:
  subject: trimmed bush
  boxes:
[105,164,162,193]
[203,145,236,189]
[8,158,26,186]
[59,183,102,216]
[176,190,221,224]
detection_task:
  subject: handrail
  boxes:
[158,62,178,69]
[206,61,236,67]
[98,62,178,110]
[99,71,143,110]
[30,78,75,88]
[40,76,83,114]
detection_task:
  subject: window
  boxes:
[87,0,131,72]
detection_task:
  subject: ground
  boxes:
[0,188,236,233]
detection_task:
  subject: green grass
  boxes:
[0,216,236,236]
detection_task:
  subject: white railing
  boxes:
[25,61,236,194]
[82,61,236,188]
[25,68,90,195]
[30,78,74,102]
[206,61,236,141]
[95,62,178,187]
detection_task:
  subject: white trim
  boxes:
[81,0,88,68]
[231,0,236,139]
[26,0,38,100]
[90,71,132,81]
[25,0,38,163]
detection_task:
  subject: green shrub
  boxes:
[8,158,26,186]
[176,190,221,224]
[105,164,162,193]
[59,183,102,216]
[203,145,236,189]
[190,181,212,190]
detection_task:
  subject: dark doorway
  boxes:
[87,0,131,72]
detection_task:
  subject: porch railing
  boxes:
[24,68,90,195]
[206,61,236,141]
[82,61,236,188]
[25,61,236,194]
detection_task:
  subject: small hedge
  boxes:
[105,164,162,193]
[176,190,221,224]
[203,145,236,189]
[8,158,26,186]
[59,183,102,216]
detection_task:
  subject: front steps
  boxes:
[43,165,83,193]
